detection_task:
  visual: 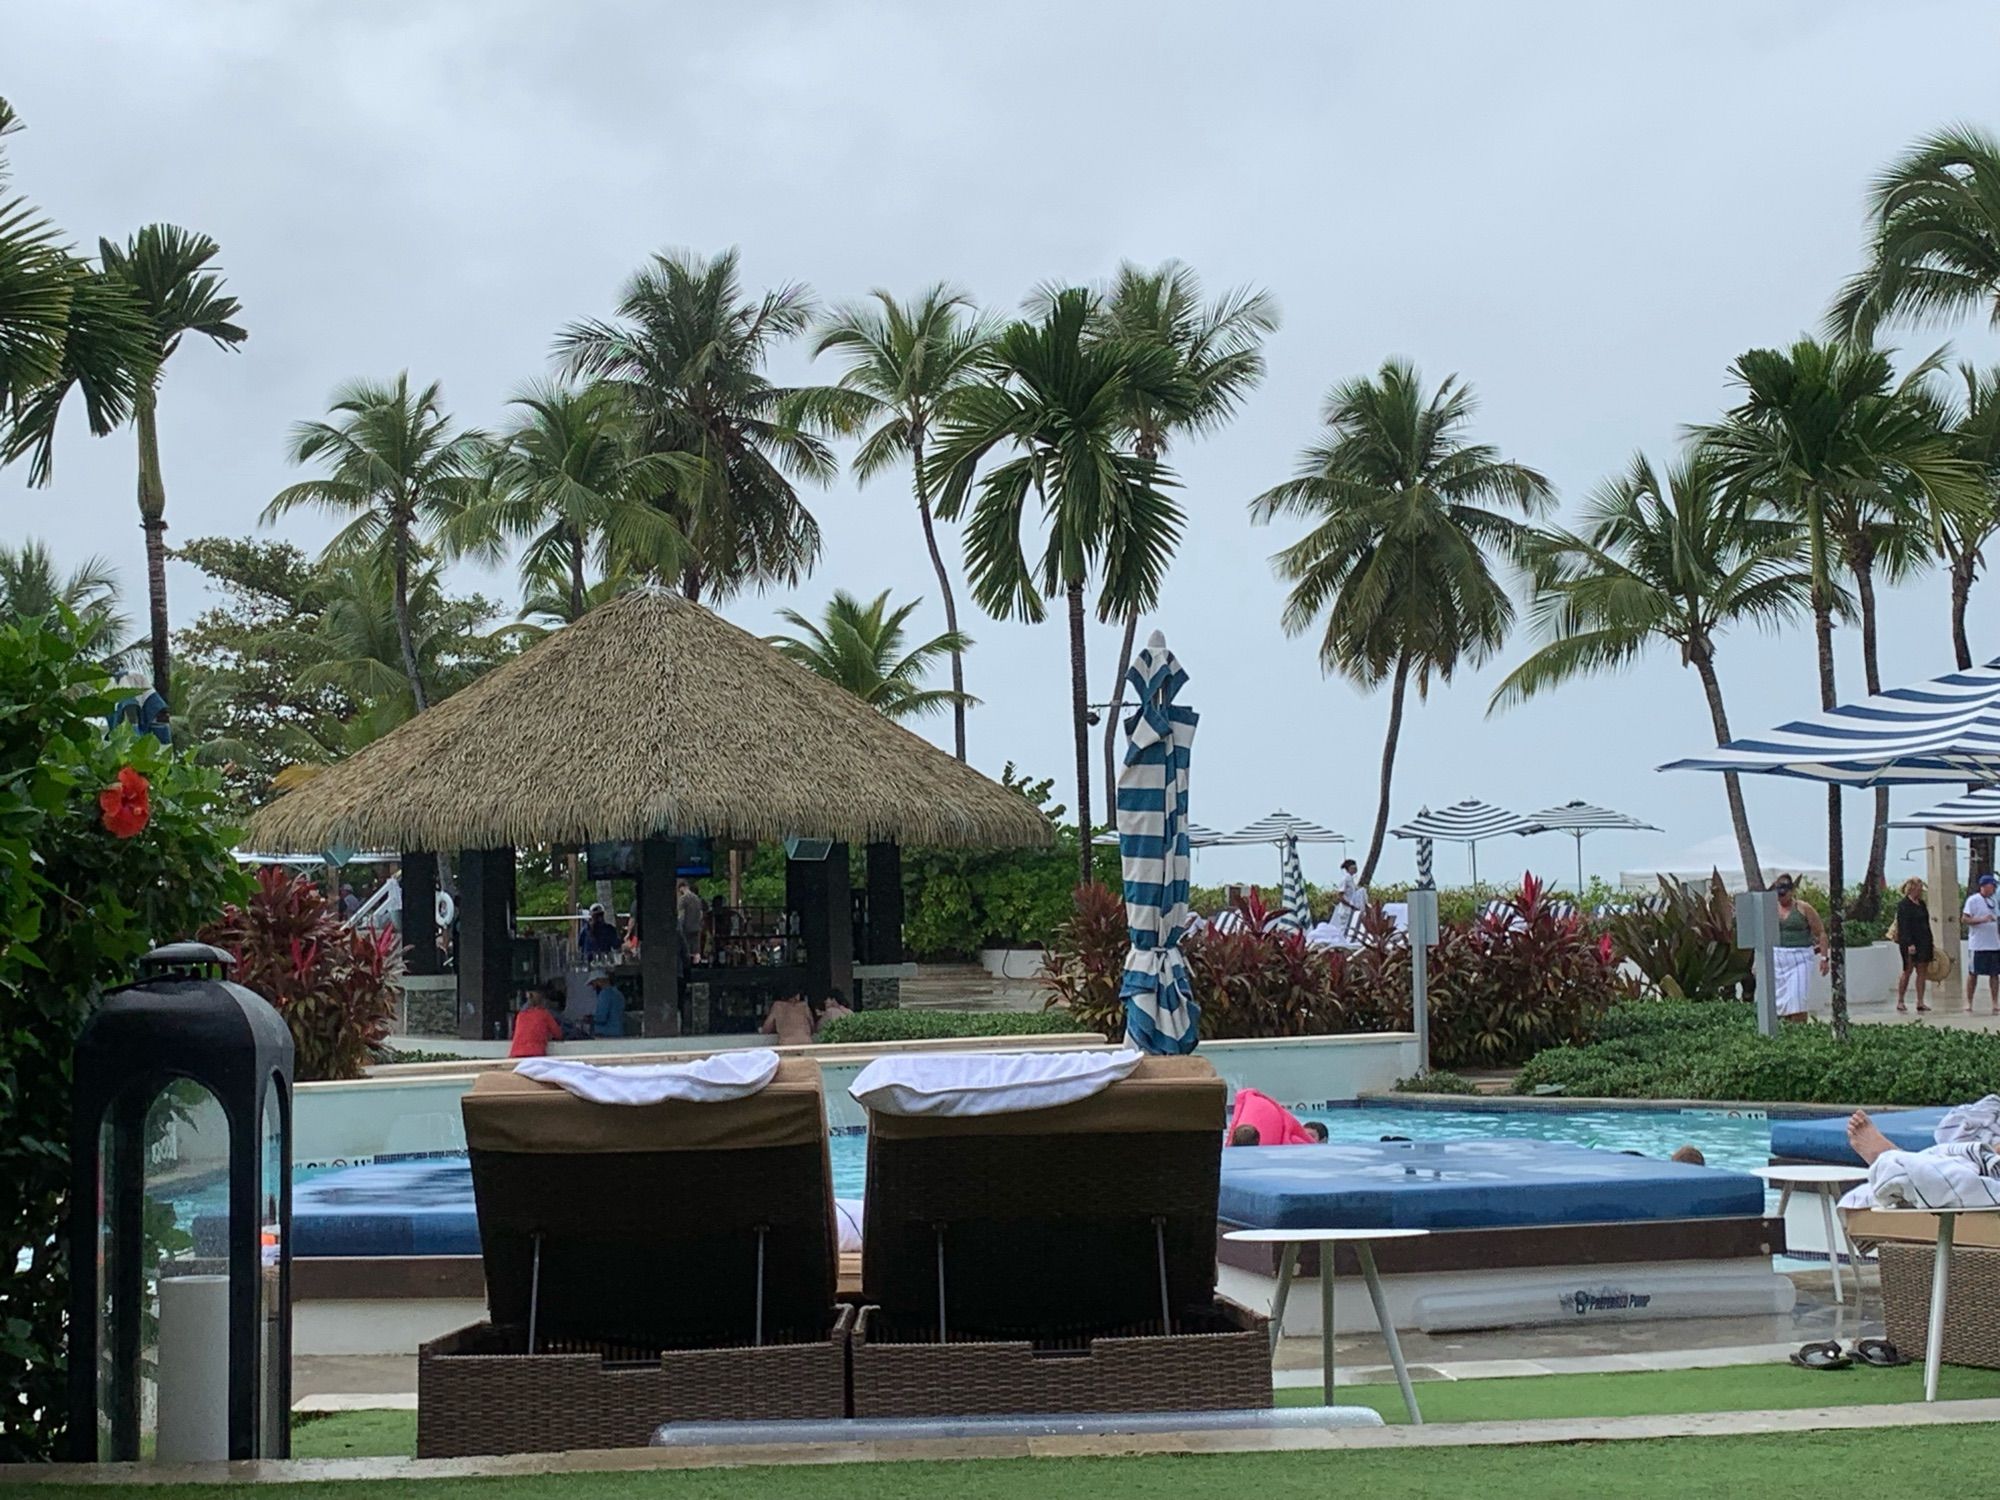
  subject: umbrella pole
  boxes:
[1575,833,1584,898]
[1470,841,1478,891]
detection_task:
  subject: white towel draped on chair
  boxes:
[850,1048,1143,1118]
[1842,1142,2000,1211]
[514,1049,782,1105]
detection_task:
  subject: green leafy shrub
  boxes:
[199,867,402,1081]
[1515,1000,2000,1104]
[0,614,246,1462]
[1393,1068,1480,1094]
[1607,876,1753,1000]
[814,1009,1093,1045]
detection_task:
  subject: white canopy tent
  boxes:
[1618,834,1825,893]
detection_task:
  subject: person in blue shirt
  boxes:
[587,970,626,1038]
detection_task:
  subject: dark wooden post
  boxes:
[863,841,903,966]
[456,846,515,1041]
[639,835,681,1036]
[401,852,439,976]
[788,841,854,1003]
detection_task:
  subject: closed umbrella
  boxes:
[1271,833,1311,932]
[1117,632,1201,1055]
[1390,800,1542,887]
[1527,800,1662,896]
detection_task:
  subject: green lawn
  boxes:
[283,1362,2000,1461]
[38,1426,2000,1500]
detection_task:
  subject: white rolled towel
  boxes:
[850,1047,1144,1118]
[515,1049,781,1105]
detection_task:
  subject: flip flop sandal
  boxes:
[1789,1341,1853,1371]
[1852,1338,1910,1368]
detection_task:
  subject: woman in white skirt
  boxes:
[1771,874,1828,1021]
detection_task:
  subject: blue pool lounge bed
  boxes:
[1216,1138,1766,1230]
[292,1158,481,1256]
[1768,1108,1944,1167]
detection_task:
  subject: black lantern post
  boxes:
[67,943,295,1462]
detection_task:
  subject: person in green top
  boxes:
[1771,874,1827,1022]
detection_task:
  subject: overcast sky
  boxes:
[7,0,2000,889]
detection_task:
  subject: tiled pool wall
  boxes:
[293,1031,1422,1166]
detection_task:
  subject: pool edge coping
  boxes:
[1362,1091,1920,1119]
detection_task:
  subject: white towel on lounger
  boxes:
[1936,1095,2000,1148]
[515,1049,781,1105]
[850,1048,1143,1118]
[1852,1142,2000,1210]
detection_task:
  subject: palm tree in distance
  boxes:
[1253,359,1552,885]
[1932,364,2000,671]
[557,247,833,603]
[1702,338,1985,1038]
[0,537,134,668]
[931,288,1188,882]
[792,284,996,760]
[1830,125,2000,341]
[460,380,692,622]
[1087,261,1278,808]
[94,225,246,700]
[262,374,483,714]
[769,589,974,724]
[1490,449,1816,890]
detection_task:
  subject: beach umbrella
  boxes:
[1889,787,2000,835]
[1526,800,1662,896]
[1094,821,1223,847]
[1216,810,1345,914]
[1116,631,1201,1055]
[1658,659,2000,784]
[1390,800,1542,887]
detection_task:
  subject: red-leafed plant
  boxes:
[199,868,402,1080]
[1040,881,1131,1036]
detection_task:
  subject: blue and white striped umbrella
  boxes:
[1888,786,2000,835]
[1117,631,1201,1055]
[1659,660,2000,785]
[1390,800,1542,886]
[1267,832,1311,933]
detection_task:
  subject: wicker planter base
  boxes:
[1880,1242,2000,1370]
[849,1299,1270,1418]
[417,1308,853,1458]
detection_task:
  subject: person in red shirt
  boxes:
[508,985,564,1058]
[1227,1088,1317,1146]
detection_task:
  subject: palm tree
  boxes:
[1252,359,1552,884]
[794,285,996,760]
[1932,364,2000,671]
[769,589,974,724]
[0,537,133,667]
[1702,338,1986,1037]
[931,288,1187,881]
[557,247,833,603]
[262,374,483,714]
[458,380,690,621]
[1831,125,2000,341]
[1490,449,1815,889]
[1088,261,1278,806]
[90,225,246,700]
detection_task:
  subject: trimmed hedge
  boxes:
[1392,1068,1481,1095]
[815,1009,1095,1046]
[1514,1000,2000,1105]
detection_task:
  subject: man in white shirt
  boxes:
[1964,873,2000,1015]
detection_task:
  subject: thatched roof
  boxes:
[243,589,1054,854]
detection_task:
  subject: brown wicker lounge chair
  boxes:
[849,1053,1270,1416]
[417,1059,849,1457]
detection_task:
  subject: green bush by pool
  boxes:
[1515,999,2000,1104]
[814,1009,1095,1045]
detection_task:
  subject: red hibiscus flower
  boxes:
[99,766,151,839]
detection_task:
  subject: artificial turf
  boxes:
[31,1425,2000,1500]
[279,1360,2000,1461]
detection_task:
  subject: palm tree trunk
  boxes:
[135,391,172,700]
[1359,650,1411,885]
[680,563,704,604]
[568,526,588,621]
[1852,557,1889,920]
[1101,608,1140,825]
[1067,579,1093,887]
[1691,648,1763,890]
[909,432,968,761]
[1812,586,1848,1040]
[1949,550,1993,881]
[391,519,429,713]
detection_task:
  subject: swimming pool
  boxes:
[175,1100,1806,1254]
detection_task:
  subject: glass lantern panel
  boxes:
[256,1074,287,1457]
[143,1080,231,1462]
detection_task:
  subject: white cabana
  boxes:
[1617,834,1826,893]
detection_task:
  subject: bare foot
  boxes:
[1897,1002,1909,1013]
[1848,1110,1898,1166]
